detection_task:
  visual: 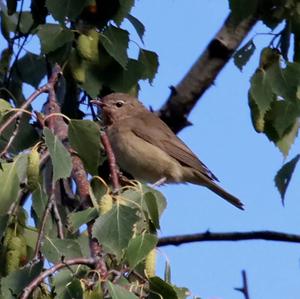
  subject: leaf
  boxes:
[164,259,171,284]
[276,121,299,157]
[68,208,99,233]
[265,100,300,139]
[107,281,138,299]
[1,262,43,299]
[173,286,190,299]
[46,0,89,23]
[56,278,83,299]
[125,233,157,269]
[249,69,274,117]
[0,215,9,240]
[275,154,300,204]
[138,49,159,83]
[68,119,103,175]
[0,155,24,215]
[41,237,83,263]
[15,52,46,88]
[149,277,178,299]
[37,24,74,54]
[234,39,256,71]
[127,14,145,42]
[229,0,258,25]
[101,25,129,68]
[144,192,160,229]
[113,0,135,25]
[108,59,144,92]
[43,127,72,182]
[92,204,138,259]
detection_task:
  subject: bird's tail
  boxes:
[207,182,244,210]
[184,168,244,210]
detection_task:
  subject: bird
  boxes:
[93,93,244,210]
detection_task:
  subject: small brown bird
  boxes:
[94,93,243,210]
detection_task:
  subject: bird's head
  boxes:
[92,93,143,124]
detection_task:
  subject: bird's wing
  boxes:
[128,114,219,182]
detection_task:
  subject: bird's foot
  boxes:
[151,177,167,188]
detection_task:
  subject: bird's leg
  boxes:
[151,177,167,188]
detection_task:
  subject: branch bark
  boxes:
[158,13,257,133]
[158,230,300,247]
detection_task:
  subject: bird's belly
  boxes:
[108,130,182,183]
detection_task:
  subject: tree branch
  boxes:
[20,257,97,299]
[235,270,251,299]
[0,64,62,136]
[157,230,300,247]
[158,13,257,133]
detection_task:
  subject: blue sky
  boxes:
[1,0,300,298]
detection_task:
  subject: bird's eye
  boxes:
[115,101,124,108]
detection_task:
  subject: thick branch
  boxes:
[158,230,300,247]
[20,257,97,299]
[158,13,257,133]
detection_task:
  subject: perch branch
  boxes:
[158,230,300,247]
[100,131,120,190]
[20,257,98,299]
[158,13,257,133]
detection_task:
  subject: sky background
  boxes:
[1,1,300,298]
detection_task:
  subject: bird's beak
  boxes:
[90,98,105,108]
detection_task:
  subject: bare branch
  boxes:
[100,131,120,191]
[235,270,251,299]
[0,64,62,136]
[20,257,97,299]
[158,13,257,133]
[158,230,300,247]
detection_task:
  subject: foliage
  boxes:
[231,0,300,201]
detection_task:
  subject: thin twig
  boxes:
[0,116,20,157]
[20,257,97,299]
[0,64,62,136]
[100,131,120,190]
[235,270,250,299]
[33,185,56,260]
[158,230,300,247]
[52,200,64,239]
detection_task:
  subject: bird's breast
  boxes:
[106,125,183,183]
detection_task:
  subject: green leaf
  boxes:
[57,278,83,299]
[46,0,89,23]
[249,69,274,117]
[127,14,145,42]
[138,49,159,83]
[149,277,178,299]
[173,286,190,299]
[68,119,103,175]
[265,100,300,139]
[43,127,72,182]
[125,233,158,269]
[164,259,171,284]
[0,155,25,215]
[68,208,99,233]
[80,62,103,97]
[92,204,138,259]
[37,24,74,54]
[41,237,83,263]
[0,215,9,240]
[234,39,256,71]
[275,154,300,204]
[276,121,299,157]
[113,0,135,25]
[108,59,144,92]
[142,186,167,217]
[107,281,138,299]
[144,192,160,229]
[0,98,12,112]
[229,0,258,25]
[1,262,43,299]
[101,25,129,68]
[84,282,103,299]
[15,52,46,88]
